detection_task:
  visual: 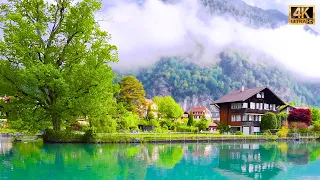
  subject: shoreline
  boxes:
[42,137,318,144]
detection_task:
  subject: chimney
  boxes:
[240,86,244,92]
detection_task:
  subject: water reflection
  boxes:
[0,142,320,180]
[0,142,12,155]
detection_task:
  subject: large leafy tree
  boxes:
[153,96,183,119]
[0,0,118,131]
[117,76,147,117]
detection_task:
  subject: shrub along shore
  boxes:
[41,131,318,143]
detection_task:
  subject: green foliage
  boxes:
[0,0,119,132]
[153,96,183,119]
[217,123,231,133]
[195,117,208,131]
[261,112,278,130]
[312,121,320,132]
[235,131,243,135]
[91,116,117,133]
[311,107,320,124]
[187,112,194,126]
[276,112,288,128]
[117,76,147,117]
[160,119,173,130]
[146,104,155,120]
[176,125,199,132]
[117,111,139,131]
[149,119,160,127]
[264,129,272,136]
[277,126,289,137]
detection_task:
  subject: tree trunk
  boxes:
[52,115,61,132]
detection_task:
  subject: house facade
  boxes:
[190,106,212,120]
[211,86,285,135]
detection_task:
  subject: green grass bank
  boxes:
[41,131,319,143]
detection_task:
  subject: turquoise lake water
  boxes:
[1,141,320,180]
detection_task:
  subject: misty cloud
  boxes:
[97,0,320,78]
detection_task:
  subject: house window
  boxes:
[264,103,269,110]
[243,103,248,108]
[243,115,247,121]
[248,115,253,121]
[257,93,261,98]
[258,115,261,121]
[231,103,242,109]
[270,104,276,111]
[236,115,241,121]
[231,115,236,122]
[261,92,264,98]
[250,102,255,109]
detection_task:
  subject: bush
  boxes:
[277,126,289,137]
[276,113,288,128]
[264,129,272,136]
[149,119,160,127]
[312,122,320,132]
[235,131,243,135]
[42,129,84,143]
[217,124,230,133]
[261,112,277,130]
[176,125,199,132]
[195,118,208,131]
[288,108,311,126]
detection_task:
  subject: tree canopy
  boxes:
[153,96,183,119]
[288,109,312,126]
[117,76,146,117]
[0,0,118,131]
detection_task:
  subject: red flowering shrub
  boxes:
[288,109,311,126]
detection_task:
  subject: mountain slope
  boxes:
[134,54,319,111]
[118,0,320,111]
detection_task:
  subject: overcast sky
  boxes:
[98,0,320,79]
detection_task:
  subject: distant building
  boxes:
[190,106,212,120]
[279,104,309,114]
[208,122,217,131]
[182,111,189,119]
[211,86,285,135]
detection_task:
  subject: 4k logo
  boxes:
[289,5,315,25]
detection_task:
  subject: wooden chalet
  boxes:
[211,86,285,135]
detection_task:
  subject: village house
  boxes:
[211,86,285,135]
[279,104,309,114]
[181,111,189,119]
[190,106,212,120]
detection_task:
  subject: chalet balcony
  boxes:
[241,121,260,127]
[231,108,278,114]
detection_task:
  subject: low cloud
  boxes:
[98,0,320,78]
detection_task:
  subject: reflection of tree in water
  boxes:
[287,143,309,165]
[155,145,184,169]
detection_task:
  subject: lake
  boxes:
[1,141,320,180]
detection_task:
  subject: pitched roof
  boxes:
[146,99,153,104]
[209,122,217,127]
[213,87,267,104]
[190,106,207,112]
[294,106,309,109]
